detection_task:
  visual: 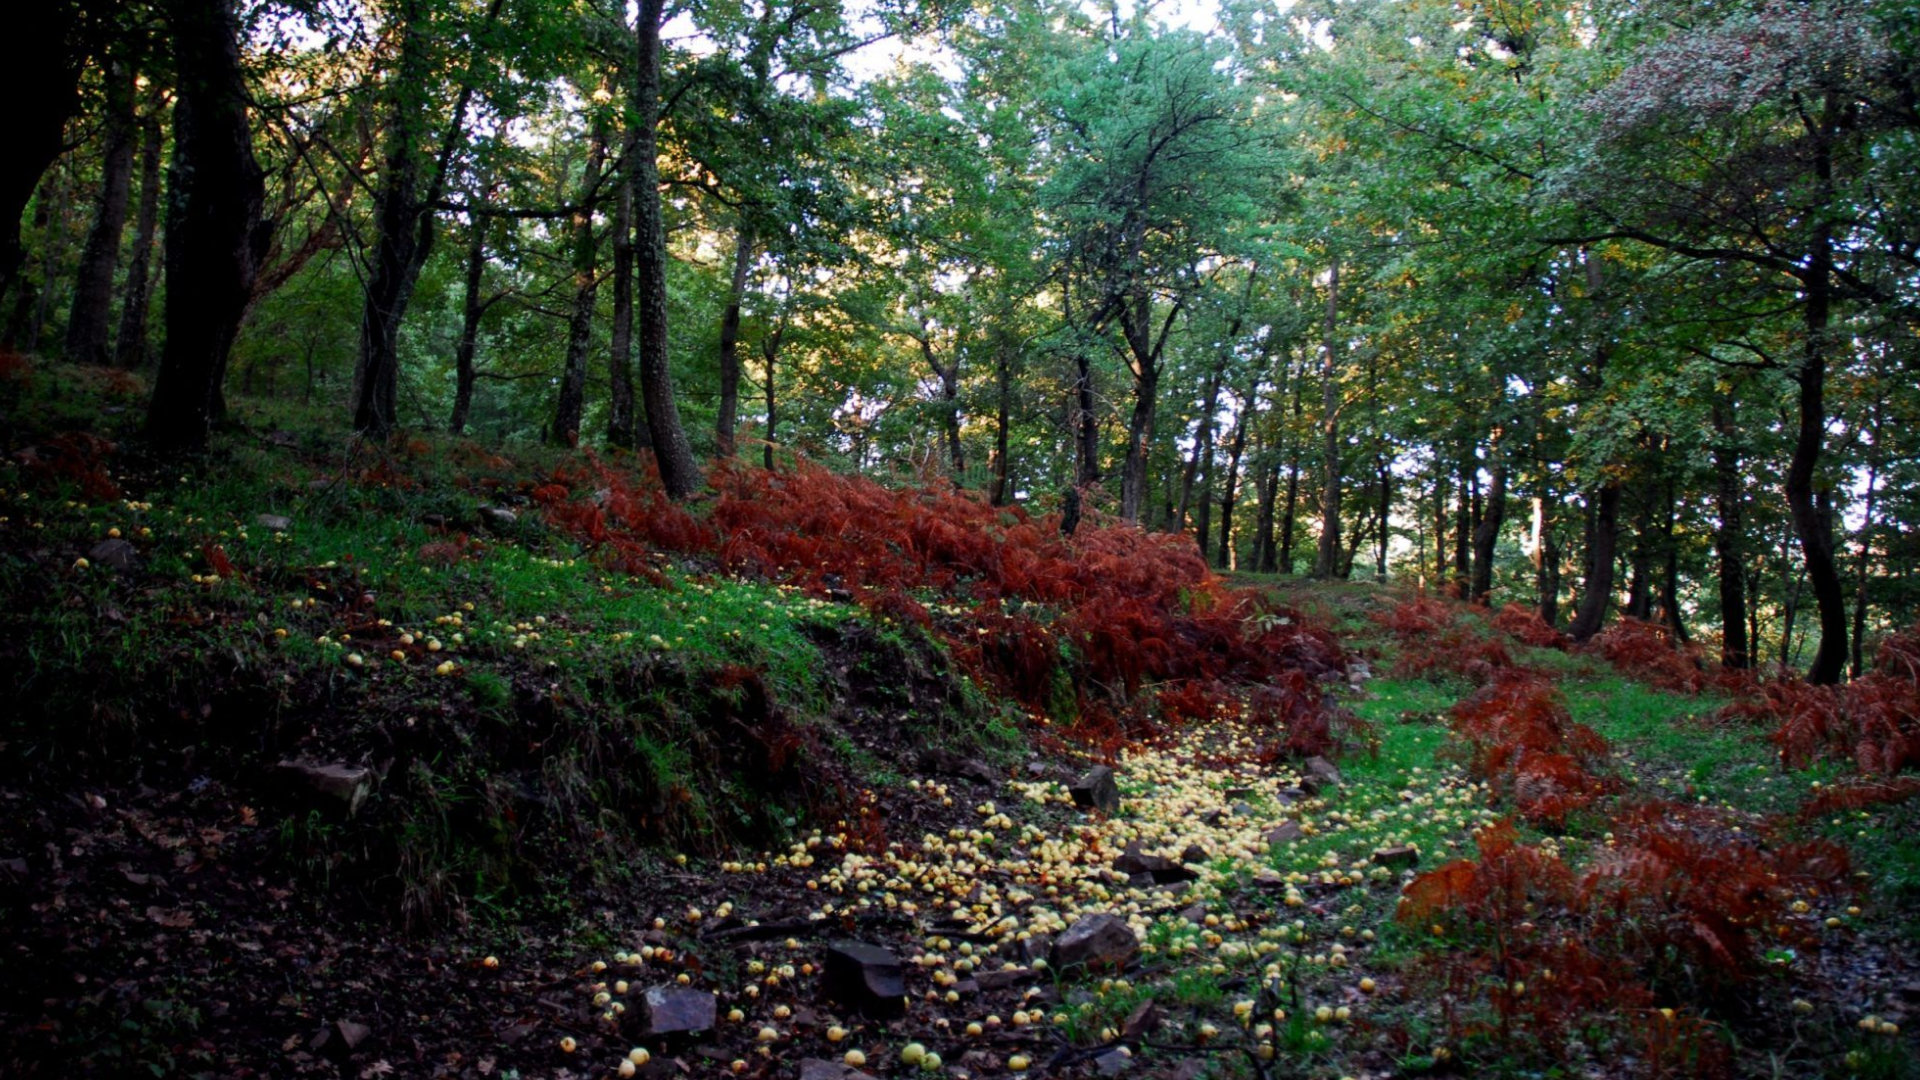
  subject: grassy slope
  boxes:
[0,366,1914,1079]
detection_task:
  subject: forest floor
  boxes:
[1,363,1918,1080]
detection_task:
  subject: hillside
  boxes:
[1,364,1916,1079]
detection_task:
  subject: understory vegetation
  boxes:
[1,368,1915,1079]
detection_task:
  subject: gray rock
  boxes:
[919,748,1001,785]
[1093,1049,1132,1075]
[823,941,907,1018]
[1299,756,1342,795]
[274,761,374,817]
[1180,843,1209,865]
[255,513,292,533]
[800,1059,878,1080]
[1264,821,1303,848]
[478,505,518,530]
[1048,913,1139,977]
[637,985,717,1035]
[1069,766,1120,814]
[972,967,1034,991]
[87,538,138,571]
[1373,845,1420,869]
[1112,842,1196,885]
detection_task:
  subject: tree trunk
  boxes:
[0,4,85,309]
[1710,399,1749,667]
[65,59,137,365]
[449,211,486,435]
[1532,495,1562,628]
[760,316,783,469]
[631,0,700,496]
[1073,352,1100,486]
[1313,256,1342,578]
[607,133,639,449]
[1252,459,1279,573]
[145,0,265,455]
[1850,400,1883,678]
[352,0,495,438]
[1375,459,1390,579]
[114,101,164,369]
[715,219,754,457]
[1217,399,1248,570]
[1567,483,1620,643]
[1454,450,1473,594]
[1434,471,1450,590]
[1657,477,1687,642]
[990,339,1012,505]
[1177,360,1224,535]
[1470,429,1506,604]
[1120,358,1157,522]
[1786,137,1847,682]
[552,110,609,448]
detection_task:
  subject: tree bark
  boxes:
[631,0,701,496]
[1850,399,1883,678]
[114,101,165,369]
[352,0,496,438]
[760,317,783,470]
[715,219,755,458]
[1567,482,1620,643]
[1,3,85,309]
[1312,255,1342,578]
[1252,458,1279,573]
[1470,428,1506,604]
[1217,395,1249,570]
[1786,104,1848,684]
[552,110,609,448]
[1710,399,1749,667]
[1177,359,1224,536]
[1073,352,1100,486]
[1375,459,1391,579]
[449,209,487,435]
[608,130,642,449]
[65,58,137,365]
[990,338,1012,505]
[145,0,265,455]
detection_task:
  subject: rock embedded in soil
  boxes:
[918,748,1000,785]
[1069,766,1121,814]
[636,985,718,1035]
[478,505,518,530]
[255,513,292,532]
[972,967,1034,991]
[86,537,138,571]
[1049,913,1139,977]
[1264,821,1304,848]
[823,941,907,1018]
[801,1059,880,1080]
[1373,844,1420,869]
[1112,841,1197,885]
[274,761,374,817]
[1300,756,1343,794]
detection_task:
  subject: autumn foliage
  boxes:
[1444,671,1614,825]
[1720,621,1920,776]
[1591,617,1712,693]
[1374,596,1515,683]
[527,456,1353,754]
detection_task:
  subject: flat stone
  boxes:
[823,941,907,1018]
[1180,844,1209,865]
[637,985,716,1035]
[973,967,1034,991]
[274,761,374,817]
[919,748,1000,785]
[478,505,518,530]
[1049,913,1138,978]
[1112,842,1196,884]
[255,513,292,532]
[1069,766,1120,814]
[1093,1050,1132,1075]
[1251,869,1286,888]
[1264,821,1303,848]
[87,538,139,571]
[800,1059,878,1080]
[1373,845,1420,869]
[334,1019,371,1051]
[1122,1000,1163,1038]
[1299,757,1343,795]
